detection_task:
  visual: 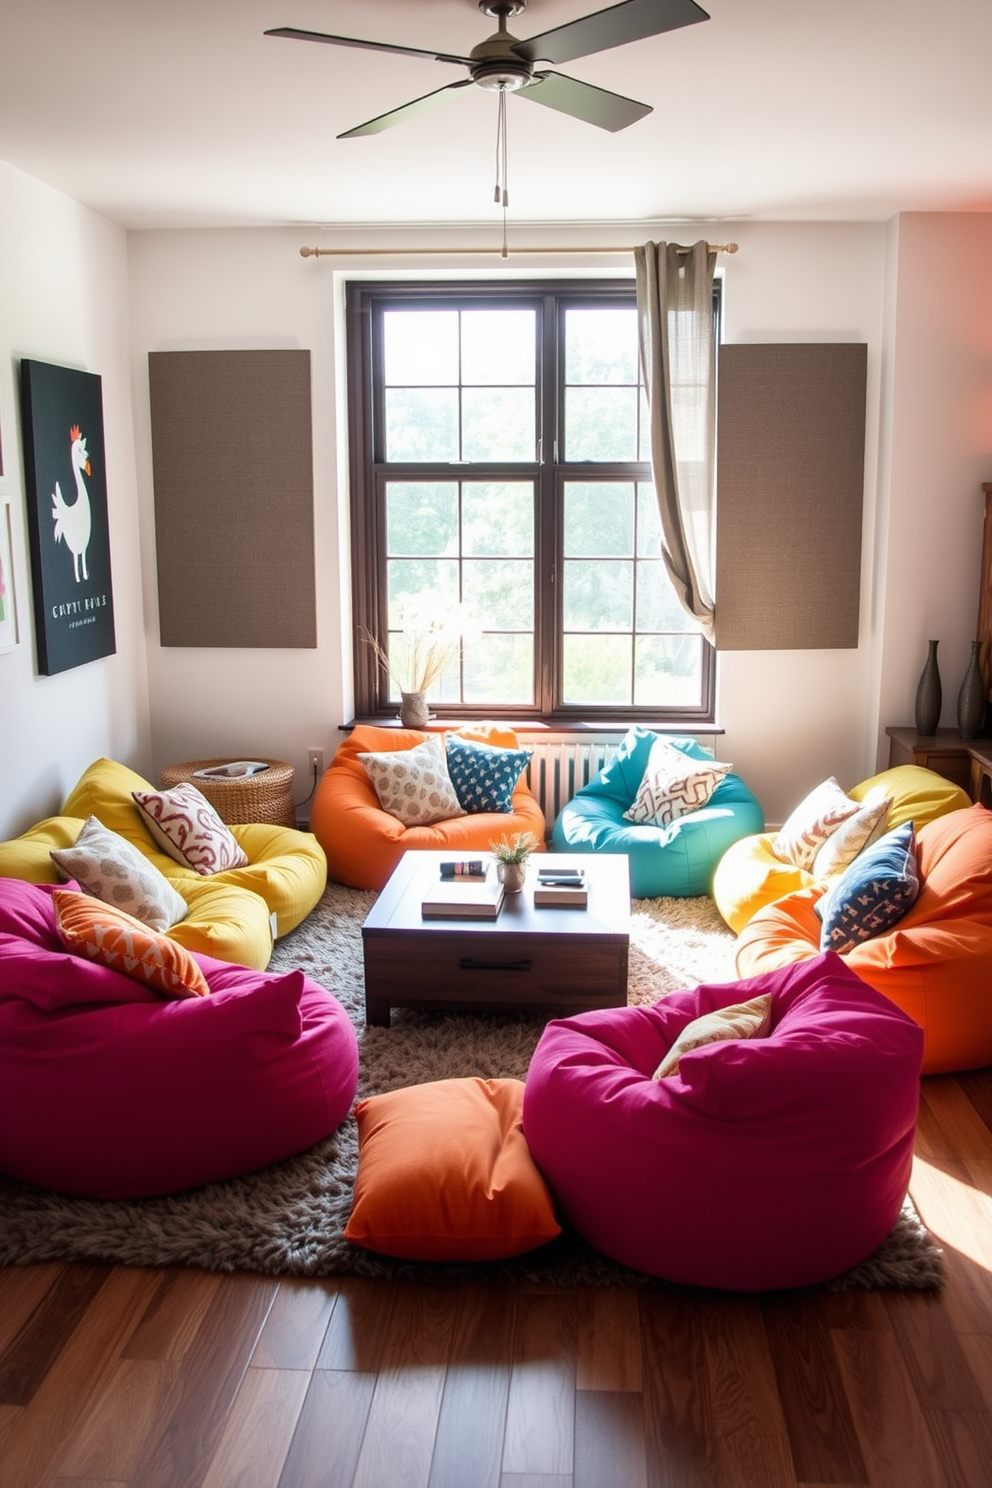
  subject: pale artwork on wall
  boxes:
[0,501,18,652]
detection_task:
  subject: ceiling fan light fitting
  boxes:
[472,59,531,91]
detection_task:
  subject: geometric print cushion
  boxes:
[816,821,920,955]
[622,737,732,829]
[772,776,862,872]
[445,734,532,815]
[132,782,249,876]
[52,888,210,999]
[359,733,465,827]
[49,815,189,932]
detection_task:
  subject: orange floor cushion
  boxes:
[735,804,992,1074]
[312,724,546,891]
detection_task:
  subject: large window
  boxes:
[347,279,716,722]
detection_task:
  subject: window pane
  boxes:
[636,481,662,556]
[564,482,633,557]
[565,308,638,384]
[463,482,533,556]
[565,387,638,461]
[386,558,459,627]
[386,482,458,556]
[562,634,632,705]
[464,632,533,704]
[463,387,535,461]
[638,387,651,461]
[384,310,458,384]
[385,388,458,461]
[635,560,695,632]
[463,558,534,625]
[634,634,705,707]
[563,561,632,631]
[462,310,535,385]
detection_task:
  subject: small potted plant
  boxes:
[490,830,540,894]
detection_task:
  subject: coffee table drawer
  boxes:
[363,933,627,1024]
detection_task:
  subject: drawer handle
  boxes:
[458,957,533,974]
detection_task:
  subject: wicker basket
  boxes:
[160,758,297,828]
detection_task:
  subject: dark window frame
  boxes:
[346,277,717,725]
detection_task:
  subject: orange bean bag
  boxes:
[735,805,992,1074]
[312,724,546,891]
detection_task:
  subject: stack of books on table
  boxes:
[533,865,588,908]
[421,860,504,920]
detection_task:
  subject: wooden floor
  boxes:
[3,1070,992,1488]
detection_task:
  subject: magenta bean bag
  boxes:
[523,953,923,1290]
[0,878,358,1199]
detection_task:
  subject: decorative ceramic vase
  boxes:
[914,639,942,737]
[399,690,430,728]
[498,861,527,894]
[957,640,986,739]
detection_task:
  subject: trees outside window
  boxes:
[347,279,716,722]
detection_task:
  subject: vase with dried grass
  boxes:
[362,618,463,728]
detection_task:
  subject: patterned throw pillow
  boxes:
[810,785,893,879]
[359,733,465,827]
[132,782,249,875]
[445,734,532,815]
[816,821,920,954]
[653,992,773,1080]
[623,737,732,828]
[52,889,209,999]
[50,816,189,932]
[772,777,862,871]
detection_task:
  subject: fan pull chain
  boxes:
[493,86,510,258]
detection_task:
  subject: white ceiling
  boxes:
[1,0,990,232]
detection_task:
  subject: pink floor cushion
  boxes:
[522,953,923,1291]
[0,878,359,1199]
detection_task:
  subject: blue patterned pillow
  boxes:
[446,735,532,815]
[816,821,919,954]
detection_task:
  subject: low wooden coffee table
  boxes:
[361,850,630,1026]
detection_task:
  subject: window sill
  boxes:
[344,717,724,736]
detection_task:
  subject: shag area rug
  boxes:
[0,885,943,1291]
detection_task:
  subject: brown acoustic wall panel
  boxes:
[149,349,316,648]
[715,342,867,650]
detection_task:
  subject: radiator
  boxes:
[523,739,619,826]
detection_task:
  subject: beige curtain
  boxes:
[634,240,717,644]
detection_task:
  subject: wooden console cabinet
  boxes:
[886,727,992,805]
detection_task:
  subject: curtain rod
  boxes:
[299,241,738,260]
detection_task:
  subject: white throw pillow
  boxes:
[132,782,249,876]
[359,734,465,827]
[623,738,732,829]
[772,777,862,872]
[50,816,188,932]
[810,785,893,879]
[653,993,774,1080]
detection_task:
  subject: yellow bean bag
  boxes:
[0,758,327,969]
[712,765,969,934]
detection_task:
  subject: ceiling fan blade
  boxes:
[265,27,473,69]
[512,0,709,68]
[338,78,474,139]
[517,71,651,132]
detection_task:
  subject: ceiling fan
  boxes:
[265,0,711,139]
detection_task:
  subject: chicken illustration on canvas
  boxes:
[51,424,92,582]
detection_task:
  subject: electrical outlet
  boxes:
[308,747,324,777]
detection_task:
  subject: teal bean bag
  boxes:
[551,727,764,899]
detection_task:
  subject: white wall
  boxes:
[127,219,897,826]
[874,213,992,754]
[0,161,150,839]
[6,201,991,841]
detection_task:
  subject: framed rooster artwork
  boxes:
[20,359,116,674]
